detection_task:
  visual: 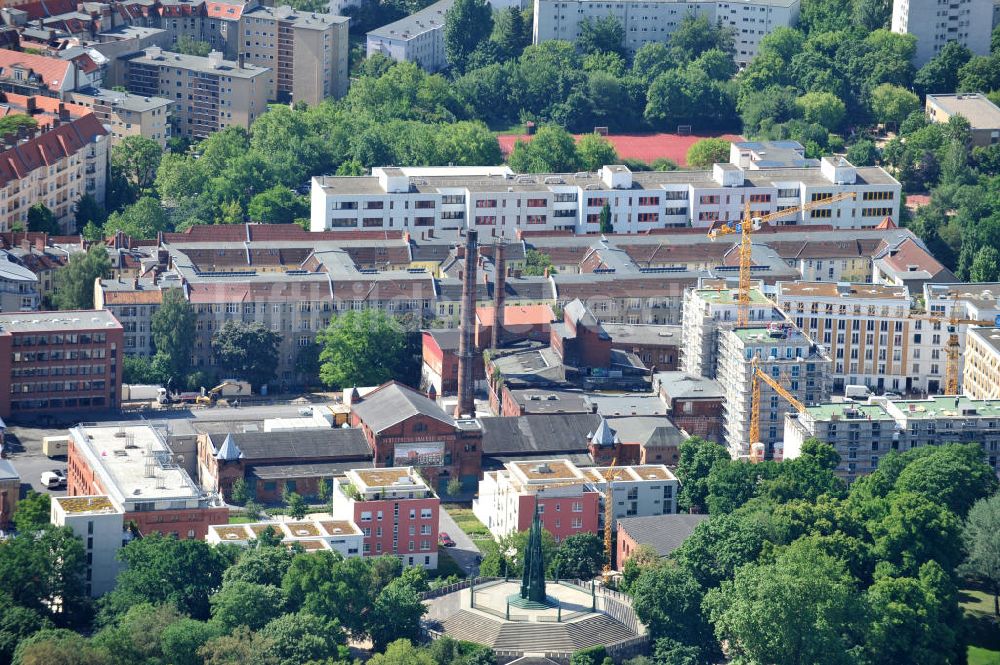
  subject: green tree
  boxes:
[110,136,162,193]
[869,491,964,577]
[446,477,462,498]
[552,532,604,579]
[0,526,86,619]
[651,157,679,171]
[598,202,613,234]
[914,41,972,94]
[211,321,281,390]
[508,125,580,173]
[151,289,196,385]
[668,12,734,63]
[846,139,879,166]
[12,628,111,665]
[91,602,186,665]
[103,197,169,239]
[0,595,51,665]
[284,491,307,520]
[0,113,37,139]
[970,245,1000,282]
[160,618,220,665]
[522,249,555,276]
[258,612,346,665]
[674,507,771,588]
[675,437,731,512]
[795,91,846,131]
[12,490,51,532]
[435,121,503,166]
[368,639,437,665]
[27,204,59,234]
[704,539,865,665]
[870,83,920,127]
[98,533,229,623]
[230,477,250,505]
[620,544,660,592]
[490,6,530,59]
[652,638,701,665]
[685,137,731,168]
[963,493,1000,616]
[198,626,277,665]
[576,133,618,171]
[209,582,287,632]
[317,310,407,390]
[368,576,428,650]
[223,547,295,588]
[631,563,718,659]
[577,15,625,57]
[247,186,308,224]
[892,443,998,517]
[282,552,372,636]
[74,195,106,233]
[52,243,110,310]
[122,355,166,385]
[445,0,493,72]
[570,645,606,665]
[175,35,212,56]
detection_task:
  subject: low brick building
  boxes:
[350,381,483,492]
[603,323,681,372]
[654,372,726,443]
[616,514,708,570]
[0,310,123,420]
[196,429,372,503]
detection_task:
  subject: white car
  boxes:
[40,470,66,489]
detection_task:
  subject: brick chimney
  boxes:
[491,240,505,352]
[454,229,478,418]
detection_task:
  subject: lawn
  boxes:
[228,515,254,524]
[443,504,492,540]
[963,588,1000,665]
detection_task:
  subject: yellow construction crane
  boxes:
[601,458,617,578]
[707,192,857,327]
[748,354,806,463]
[908,302,993,395]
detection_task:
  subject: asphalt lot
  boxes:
[4,426,68,498]
[439,506,481,576]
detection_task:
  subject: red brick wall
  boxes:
[127,505,229,540]
[353,495,439,559]
[517,492,600,542]
[670,398,724,443]
[616,527,641,571]
[611,341,679,371]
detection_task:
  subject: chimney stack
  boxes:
[491,240,505,352]
[454,229,478,418]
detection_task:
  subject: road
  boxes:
[4,426,67,497]
[439,506,481,577]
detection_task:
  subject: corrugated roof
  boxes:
[352,381,455,433]
[207,428,370,461]
[617,514,708,557]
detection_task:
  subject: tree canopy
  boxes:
[316,310,408,390]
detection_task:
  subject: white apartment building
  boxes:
[50,495,127,597]
[207,516,363,557]
[785,396,1000,482]
[584,464,679,522]
[311,157,901,234]
[0,250,39,313]
[367,0,453,72]
[964,327,1000,400]
[891,0,994,66]
[681,282,782,378]
[717,322,831,458]
[533,0,801,66]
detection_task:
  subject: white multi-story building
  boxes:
[311,157,901,234]
[891,0,994,66]
[207,517,363,556]
[50,496,127,597]
[533,0,800,66]
[717,322,831,458]
[964,327,1000,400]
[681,282,781,378]
[366,0,453,72]
[785,396,1000,482]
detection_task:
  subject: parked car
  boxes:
[882,392,902,400]
[438,532,455,547]
[41,470,66,489]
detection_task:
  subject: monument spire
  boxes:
[520,498,547,603]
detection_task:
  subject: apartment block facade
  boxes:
[122,47,269,139]
[717,323,831,458]
[240,4,349,103]
[311,158,901,234]
[366,0,452,72]
[68,88,173,149]
[532,0,801,66]
[892,0,993,66]
[50,496,127,597]
[0,310,123,419]
[0,94,108,233]
[964,327,1000,400]
[331,467,440,569]
[785,396,1000,482]
[94,277,166,357]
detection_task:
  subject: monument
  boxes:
[515,501,551,608]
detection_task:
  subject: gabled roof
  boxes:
[207,429,370,461]
[0,48,71,92]
[352,381,455,433]
[617,514,708,557]
[480,413,601,455]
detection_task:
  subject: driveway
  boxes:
[439,506,481,576]
[4,426,67,497]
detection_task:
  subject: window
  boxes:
[699,194,720,204]
[526,198,546,207]
[571,518,583,529]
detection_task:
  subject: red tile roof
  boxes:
[204,2,245,19]
[879,237,948,276]
[0,48,71,92]
[0,101,106,187]
[103,290,164,305]
[11,0,76,20]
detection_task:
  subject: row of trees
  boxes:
[621,437,1000,664]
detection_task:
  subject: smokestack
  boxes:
[491,240,505,352]
[455,229,478,418]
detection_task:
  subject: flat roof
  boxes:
[73,87,172,112]
[927,93,1000,129]
[350,467,427,490]
[587,464,676,483]
[969,327,1000,356]
[68,423,207,505]
[803,402,896,421]
[777,281,909,300]
[127,49,270,77]
[0,309,121,333]
[601,323,682,346]
[243,5,349,28]
[55,495,118,515]
[511,459,581,481]
[367,0,453,40]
